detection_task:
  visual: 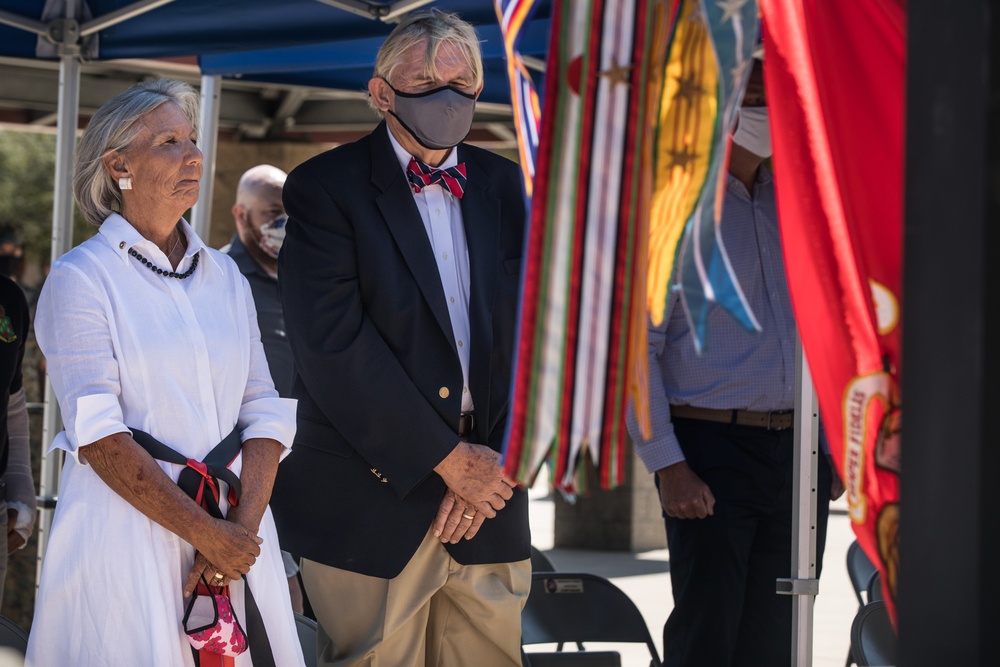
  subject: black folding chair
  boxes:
[850,600,897,667]
[866,570,884,603]
[521,572,662,667]
[0,614,28,662]
[531,545,557,573]
[294,612,318,667]
[845,540,879,666]
[847,540,878,606]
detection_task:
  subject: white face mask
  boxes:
[732,107,772,158]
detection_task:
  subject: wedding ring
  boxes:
[462,513,475,520]
[212,571,224,583]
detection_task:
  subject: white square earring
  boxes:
[119,177,133,190]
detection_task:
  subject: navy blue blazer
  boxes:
[272,122,530,578]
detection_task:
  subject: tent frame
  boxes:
[318,0,435,21]
[786,339,820,667]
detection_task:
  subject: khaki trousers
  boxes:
[301,527,531,667]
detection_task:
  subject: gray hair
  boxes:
[368,9,483,116]
[73,79,200,226]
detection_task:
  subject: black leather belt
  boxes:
[671,405,794,431]
[458,411,475,438]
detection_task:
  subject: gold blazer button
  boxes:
[439,387,450,399]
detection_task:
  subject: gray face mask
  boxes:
[386,82,477,150]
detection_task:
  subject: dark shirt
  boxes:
[0,276,27,475]
[226,236,293,397]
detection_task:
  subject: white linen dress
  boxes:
[26,214,306,667]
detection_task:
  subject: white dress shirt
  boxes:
[388,130,474,413]
[27,213,304,666]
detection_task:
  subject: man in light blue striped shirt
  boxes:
[628,60,843,667]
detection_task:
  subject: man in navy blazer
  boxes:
[273,9,530,666]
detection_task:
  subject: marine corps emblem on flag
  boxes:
[0,305,17,343]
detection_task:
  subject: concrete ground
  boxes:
[526,480,860,667]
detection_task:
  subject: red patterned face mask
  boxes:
[184,581,248,657]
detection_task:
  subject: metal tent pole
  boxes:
[778,335,820,667]
[36,4,82,591]
[190,74,221,242]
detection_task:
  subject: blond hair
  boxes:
[368,9,483,116]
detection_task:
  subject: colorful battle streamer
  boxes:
[495,0,544,199]
[501,0,661,491]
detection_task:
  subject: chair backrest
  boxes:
[866,570,883,603]
[294,612,318,667]
[0,615,27,666]
[522,650,621,666]
[521,572,662,667]
[847,540,878,606]
[531,545,557,573]
[850,600,897,667]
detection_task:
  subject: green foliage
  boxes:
[0,129,96,265]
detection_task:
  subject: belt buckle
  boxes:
[459,411,475,437]
[767,410,790,430]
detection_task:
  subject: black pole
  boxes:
[901,1,1000,664]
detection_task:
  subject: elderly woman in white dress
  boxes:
[27,79,305,667]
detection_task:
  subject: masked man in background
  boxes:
[273,10,529,667]
[628,59,843,667]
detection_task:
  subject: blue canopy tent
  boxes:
[0,0,540,60]
[0,0,551,240]
[0,0,549,584]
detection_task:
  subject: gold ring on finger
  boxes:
[462,513,475,520]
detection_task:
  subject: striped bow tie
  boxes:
[406,157,467,199]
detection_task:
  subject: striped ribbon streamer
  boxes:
[494,0,544,199]
[501,0,659,491]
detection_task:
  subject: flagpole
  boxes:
[778,333,819,666]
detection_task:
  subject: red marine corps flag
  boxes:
[758,0,905,624]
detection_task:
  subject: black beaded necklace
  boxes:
[128,246,199,279]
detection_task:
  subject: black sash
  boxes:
[131,427,276,667]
